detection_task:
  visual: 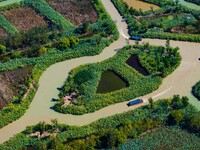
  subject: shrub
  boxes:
[192,81,200,100]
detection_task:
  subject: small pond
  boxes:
[96,71,128,93]
[126,55,149,76]
[123,0,160,11]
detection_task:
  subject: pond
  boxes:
[126,55,149,76]
[96,71,128,93]
[123,0,160,11]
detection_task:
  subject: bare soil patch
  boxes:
[0,66,33,108]
[3,7,48,31]
[47,0,98,26]
[0,28,6,37]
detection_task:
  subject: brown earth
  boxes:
[47,0,98,26]
[0,28,6,37]
[3,7,48,31]
[0,66,33,108]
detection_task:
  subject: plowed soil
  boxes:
[47,0,98,26]
[0,66,33,108]
[3,7,48,31]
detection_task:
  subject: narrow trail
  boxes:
[0,0,200,144]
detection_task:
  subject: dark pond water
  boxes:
[126,55,149,76]
[96,71,128,94]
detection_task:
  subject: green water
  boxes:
[97,71,128,93]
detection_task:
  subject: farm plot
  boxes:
[3,6,48,31]
[47,0,98,26]
[0,66,33,108]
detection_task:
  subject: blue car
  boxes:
[127,99,143,106]
[129,36,142,41]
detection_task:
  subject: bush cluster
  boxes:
[192,81,200,100]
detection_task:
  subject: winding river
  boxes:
[0,0,200,144]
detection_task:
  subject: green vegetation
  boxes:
[52,43,181,115]
[185,0,200,5]
[0,14,19,36]
[120,126,200,149]
[0,0,119,128]
[0,95,199,149]
[192,81,200,100]
[111,0,200,42]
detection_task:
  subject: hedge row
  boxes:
[0,14,19,36]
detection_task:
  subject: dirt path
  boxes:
[0,0,200,144]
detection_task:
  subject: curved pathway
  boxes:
[0,0,200,144]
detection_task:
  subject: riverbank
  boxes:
[0,0,200,144]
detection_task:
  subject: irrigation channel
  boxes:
[0,0,200,144]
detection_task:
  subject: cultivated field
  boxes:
[0,66,33,108]
[47,0,98,26]
[3,6,48,31]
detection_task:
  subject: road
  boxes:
[0,0,200,144]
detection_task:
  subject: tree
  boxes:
[38,46,47,56]
[106,129,126,148]
[69,36,79,48]
[172,95,183,109]
[148,97,155,109]
[35,121,47,135]
[58,38,70,50]
[82,19,90,33]
[181,96,189,108]
[168,110,184,125]
[188,112,200,133]
[0,44,6,55]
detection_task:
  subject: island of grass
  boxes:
[1,95,200,149]
[112,0,200,42]
[53,42,181,115]
[0,0,119,128]
[192,81,200,100]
